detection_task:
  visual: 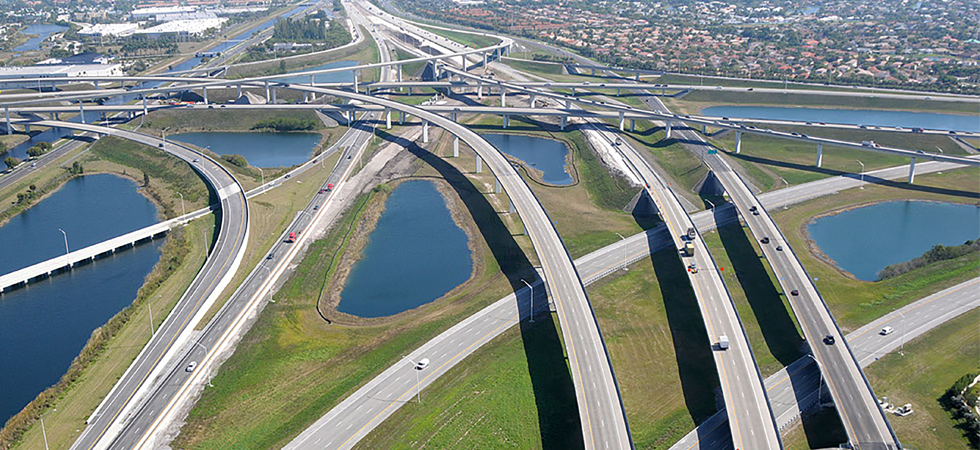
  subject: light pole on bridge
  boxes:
[193,340,214,387]
[58,228,69,268]
[856,160,865,189]
[521,278,534,323]
[615,232,629,272]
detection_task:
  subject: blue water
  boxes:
[13,24,67,52]
[273,60,358,84]
[702,106,980,133]
[0,174,160,274]
[807,201,980,280]
[0,174,162,423]
[170,131,321,167]
[1,111,103,160]
[338,180,472,317]
[482,133,573,185]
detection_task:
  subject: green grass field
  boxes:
[666,88,979,115]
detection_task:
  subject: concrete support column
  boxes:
[54,112,59,121]
[5,107,10,135]
[500,87,506,107]
[529,94,536,108]
[735,131,742,154]
[79,102,86,124]
[303,92,309,103]
[635,72,640,81]
[453,137,459,157]
[565,99,572,109]
[397,65,403,84]
[483,52,488,69]
[508,199,516,213]
[348,111,354,127]
[353,70,359,93]
[407,86,412,96]
[310,74,315,86]
[451,111,457,123]
[265,81,270,102]
[503,115,510,128]
[908,157,916,183]
[310,92,316,101]
[665,122,671,139]
[475,154,483,173]
[24,123,30,133]
[571,87,576,96]
[422,120,429,143]
[617,88,621,96]
[591,68,596,76]
[94,80,99,90]
[560,116,567,130]
[618,111,625,131]
[494,177,501,194]
[477,83,483,99]
[401,111,406,125]
[630,119,636,132]
[271,88,277,104]
[460,54,466,69]
[237,84,242,98]
[386,110,392,129]
[701,124,706,134]
[203,86,208,104]
[815,143,823,167]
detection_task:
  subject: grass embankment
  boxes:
[226,25,379,82]
[785,310,980,449]
[666,89,980,115]
[394,47,426,79]
[2,139,217,448]
[362,248,720,450]
[465,114,653,258]
[502,57,565,75]
[617,119,709,207]
[416,24,501,49]
[174,120,545,448]
[0,152,84,226]
[769,167,980,331]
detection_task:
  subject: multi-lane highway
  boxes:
[17,123,252,450]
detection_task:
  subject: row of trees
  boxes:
[876,239,980,280]
[271,11,350,46]
[251,117,317,131]
[941,371,980,448]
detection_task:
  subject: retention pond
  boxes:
[338,180,472,318]
[482,133,573,185]
[806,200,980,281]
[169,131,322,168]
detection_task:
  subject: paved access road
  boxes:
[18,122,252,450]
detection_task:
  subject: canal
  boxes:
[0,173,163,423]
[807,200,980,281]
[338,180,472,317]
[274,60,358,84]
[12,24,67,52]
[701,105,980,133]
[482,133,573,185]
[169,131,322,168]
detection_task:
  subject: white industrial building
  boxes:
[0,64,122,89]
[135,17,227,38]
[130,6,196,19]
[78,23,139,38]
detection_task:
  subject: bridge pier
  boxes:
[53,112,59,121]
[503,115,510,128]
[701,124,706,134]
[460,54,466,70]
[271,88,277,104]
[236,84,242,98]
[635,71,640,81]
[815,143,823,167]
[422,120,429,143]
[386,110,391,129]
[265,81,270,103]
[908,157,916,183]
[591,68,596,76]
[560,116,567,130]
[494,177,501,194]
[397,65,402,86]
[483,52,487,70]
[475,154,483,173]
[451,111,457,123]
[79,101,86,124]
[529,94,536,108]
[203,86,208,104]
[143,96,148,116]
[353,70,359,93]
[630,119,636,132]
[407,86,412,96]
[4,107,9,135]
[565,98,572,109]
[735,131,742,154]
[571,87,576,96]
[500,87,506,107]
[94,80,99,90]
[508,198,516,213]
[477,82,483,99]
[453,137,459,157]
[618,111,625,131]
[303,92,309,103]
[665,122,671,139]
[616,88,621,96]
[24,123,30,133]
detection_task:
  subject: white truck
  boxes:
[718,334,730,350]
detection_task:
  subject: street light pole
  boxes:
[856,159,865,189]
[779,177,790,209]
[161,126,170,142]
[406,358,422,403]
[521,279,534,323]
[40,408,56,450]
[807,354,823,403]
[615,232,628,271]
[898,309,907,356]
[58,228,69,268]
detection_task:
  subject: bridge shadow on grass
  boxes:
[726,150,980,199]
[649,249,720,425]
[710,203,804,368]
[372,127,582,449]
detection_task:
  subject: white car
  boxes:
[880,326,894,336]
[415,358,430,370]
[186,361,197,372]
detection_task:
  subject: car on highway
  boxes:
[880,326,894,335]
[790,289,800,296]
[313,205,319,210]
[159,143,164,148]
[415,358,429,370]
[186,361,197,372]
[776,245,783,251]
[266,253,274,260]
[286,232,296,243]
[823,335,836,345]
[747,88,754,91]
[192,158,200,163]
[688,262,698,273]
[761,236,770,244]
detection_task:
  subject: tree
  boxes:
[26,145,45,158]
[143,171,150,187]
[4,156,20,170]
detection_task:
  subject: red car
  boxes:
[286,232,296,243]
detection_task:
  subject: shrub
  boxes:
[222,154,249,168]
